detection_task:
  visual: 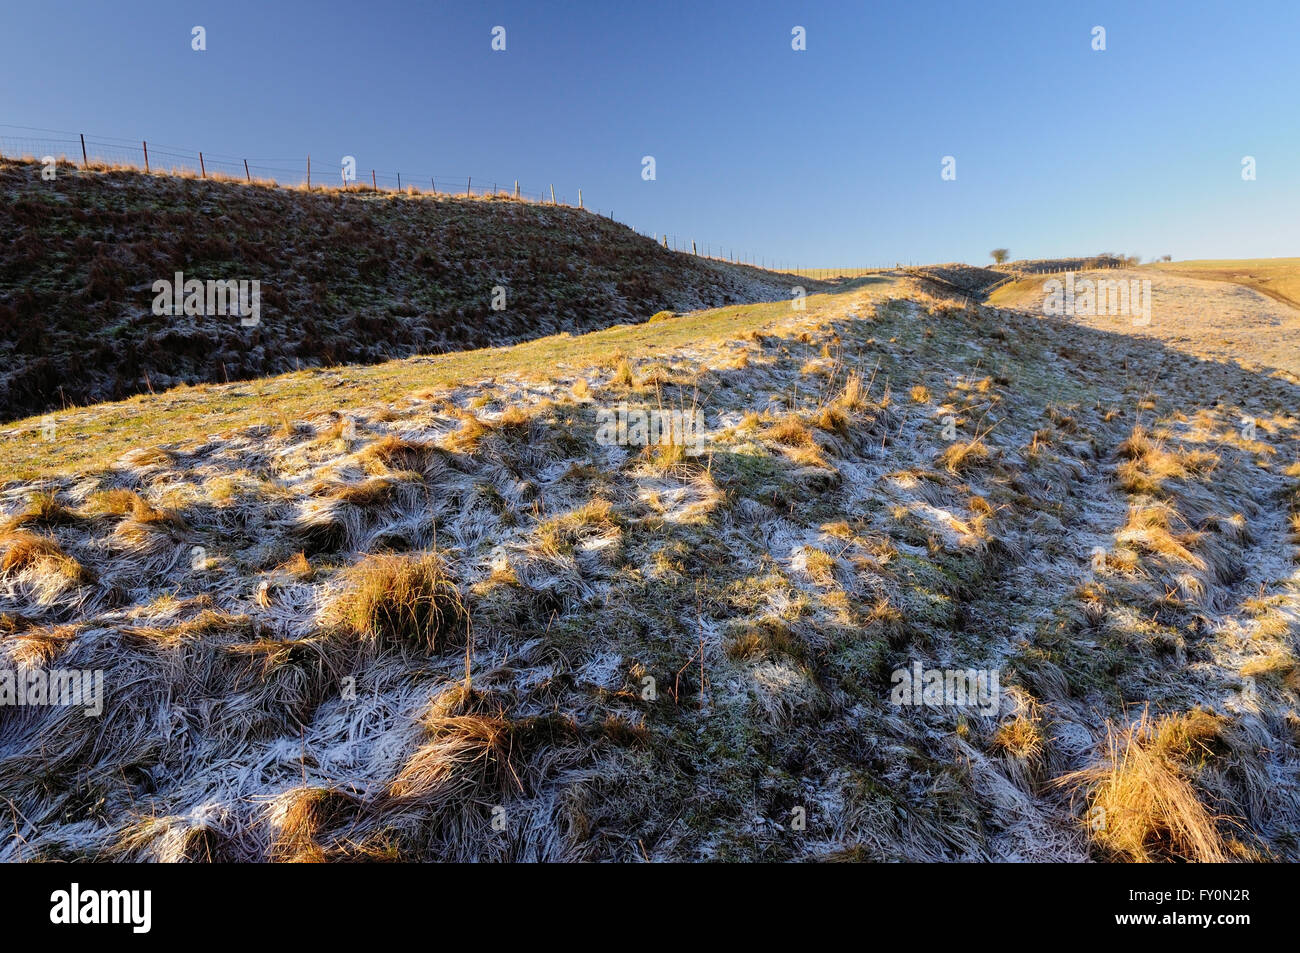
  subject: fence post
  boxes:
[692,240,697,255]
[371,169,376,190]
[306,154,310,189]
[143,141,149,173]
[466,176,471,197]
[431,178,436,194]
[514,180,519,198]
[244,159,250,183]
[199,152,206,178]
[397,172,401,191]
[578,188,583,209]
[550,184,555,204]
[80,134,88,168]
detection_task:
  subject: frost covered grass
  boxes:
[1,265,1298,862]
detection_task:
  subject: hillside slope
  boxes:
[0,158,813,420]
[1147,258,1300,312]
[987,267,1300,383]
[2,273,1297,862]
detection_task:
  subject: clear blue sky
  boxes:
[2,0,1295,266]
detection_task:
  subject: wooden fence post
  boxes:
[306,154,310,189]
[199,152,206,178]
[692,240,697,255]
[80,134,88,168]
[143,141,149,173]
[466,177,471,197]
[431,178,436,194]
[371,170,376,190]
[550,184,555,204]
[578,188,583,208]
[514,180,519,198]
[397,172,401,191]
[244,159,250,182]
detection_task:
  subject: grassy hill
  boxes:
[987,265,1300,383]
[1146,257,1300,312]
[0,158,813,421]
[2,265,1297,862]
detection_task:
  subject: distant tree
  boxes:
[990,248,1010,264]
[1161,254,1172,262]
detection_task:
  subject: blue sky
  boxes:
[2,0,1295,266]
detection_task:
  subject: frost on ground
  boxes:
[1,273,1298,861]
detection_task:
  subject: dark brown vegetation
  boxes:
[0,158,801,420]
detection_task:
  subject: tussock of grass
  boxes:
[1116,425,1219,494]
[762,415,816,448]
[385,701,520,810]
[814,405,849,437]
[118,446,174,469]
[801,547,838,585]
[312,475,403,508]
[725,618,805,663]
[834,370,870,412]
[0,531,89,584]
[1241,650,1299,688]
[1118,502,1205,571]
[268,787,360,863]
[1,490,80,532]
[443,414,493,453]
[6,622,78,667]
[280,552,315,581]
[125,609,257,645]
[533,498,622,559]
[330,552,466,653]
[1058,709,1231,863]
[84,488,147,518]
[937,437,990,474]
[992,690,1045,775]
[359,436,434,473]
[642,440,690,472]
[105,493,187,549]
[612,358,636,388]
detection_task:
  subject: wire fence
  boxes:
[0,123,583,206]
[0,122,891,278]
